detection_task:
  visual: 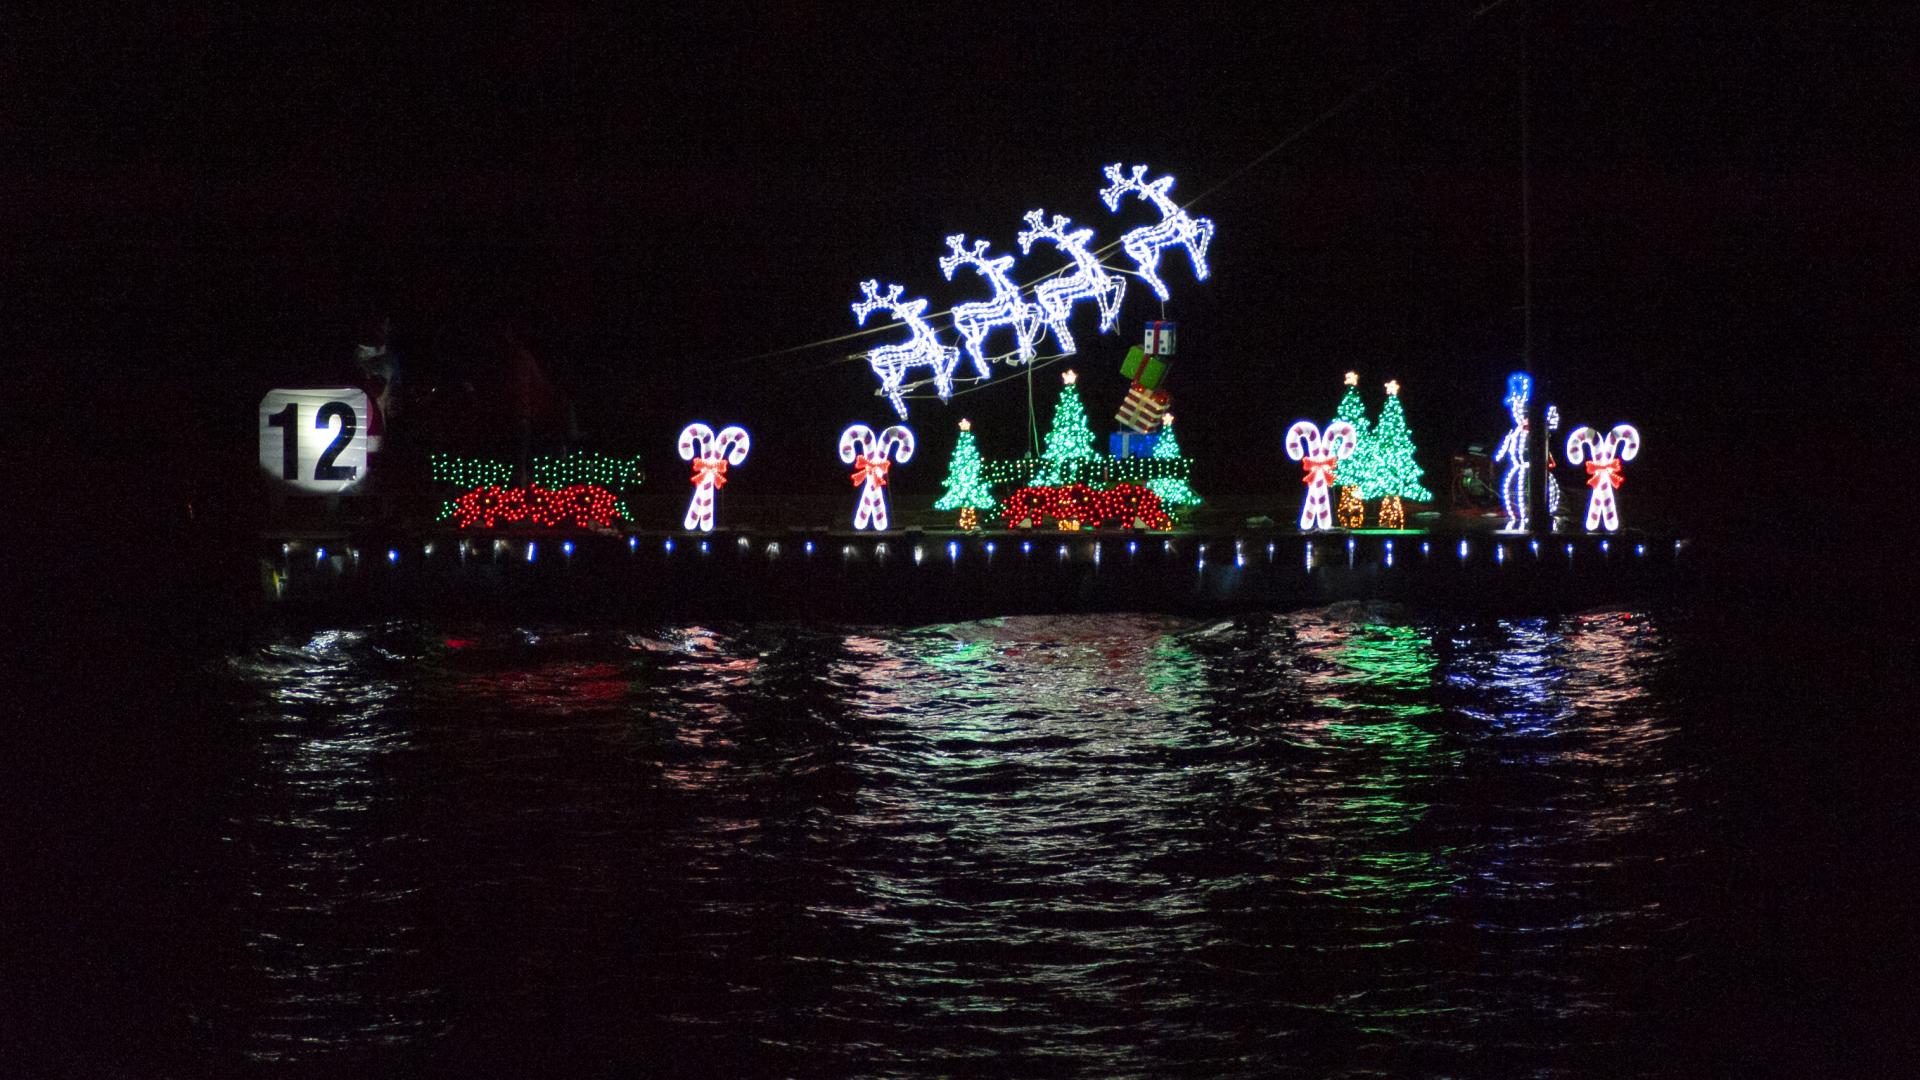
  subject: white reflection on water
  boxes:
[201,607,1687,1077]
[226,628,436,1064]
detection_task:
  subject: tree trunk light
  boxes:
[1379,494,1405,530]
[1336,486,1365,529]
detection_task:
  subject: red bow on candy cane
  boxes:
[1302,456,1339,488]
[690,457,728,489]
[851,459,891,489]
[1585,459,1622,489]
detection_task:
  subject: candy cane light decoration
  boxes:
[677,422,750,532]
[1285,419,1359,532]
[840,423,915,531]
[1565,423,1640,533]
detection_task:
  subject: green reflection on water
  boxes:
[1306,621,1461,905]
[1146,635,1204,700]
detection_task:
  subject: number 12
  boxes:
[267,401,358,481]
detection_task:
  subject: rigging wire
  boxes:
[715,0,1519,382]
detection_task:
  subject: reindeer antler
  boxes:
[1017,210,1047,252]
[1018,210,1084,252]
[1017,210,1072,252]
[1102,164,1172,210]
[1099,164,1129,210]
[940,234,991,277]
[851,280,906,324]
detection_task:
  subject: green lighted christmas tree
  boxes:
[933,418,996,529]
[1359,379,1432,528]
[1033,369,1099,486]
[1146,414,1202,516]
[1332,371,1373,527]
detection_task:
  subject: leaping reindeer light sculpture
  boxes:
[852,281,962,419]
[939,234,1041,377]
[1098,164,1215,302]
[1016,210,1125,356]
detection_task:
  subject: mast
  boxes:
[1520,0,1546,531]
[1521,0,1532,377]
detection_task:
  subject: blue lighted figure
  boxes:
[1494,372,1532,532]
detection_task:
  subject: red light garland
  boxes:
[1001,483,1172,530]
[445,484,624,529]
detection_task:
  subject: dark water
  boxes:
[11,604,1911,1078]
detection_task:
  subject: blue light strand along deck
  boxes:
[261,530,1689,620]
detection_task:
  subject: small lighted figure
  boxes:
[1565,423,1640,532]
[678,423,750,533]
[1285,419,1360,532]
[852,281,962,419]
[1017,210,1126,355]
[939,235,1042,376]
[1544,404,1563,524]
[1494,372,1532,532]
[1098,163,1215,302]
[841,423,915,530]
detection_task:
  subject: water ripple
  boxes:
[180,606,1713,1077]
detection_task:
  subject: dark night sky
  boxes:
[13,3,1903,544]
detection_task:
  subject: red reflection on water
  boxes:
[459,662,628,704]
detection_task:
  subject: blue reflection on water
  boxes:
[193,606,1688,1077]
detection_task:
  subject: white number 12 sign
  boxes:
[258,388,372,493]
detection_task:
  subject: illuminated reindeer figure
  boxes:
[852,281,962,419]
[1285,419,1359,532]
[939,234,1042,377]
[839,423,915,531]
[1098,163,1215,302]
[1016,210,1125,355]
[677,422,750,533]
[1565,423,1640,533]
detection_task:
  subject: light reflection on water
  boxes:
[200,606,1695,1077]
